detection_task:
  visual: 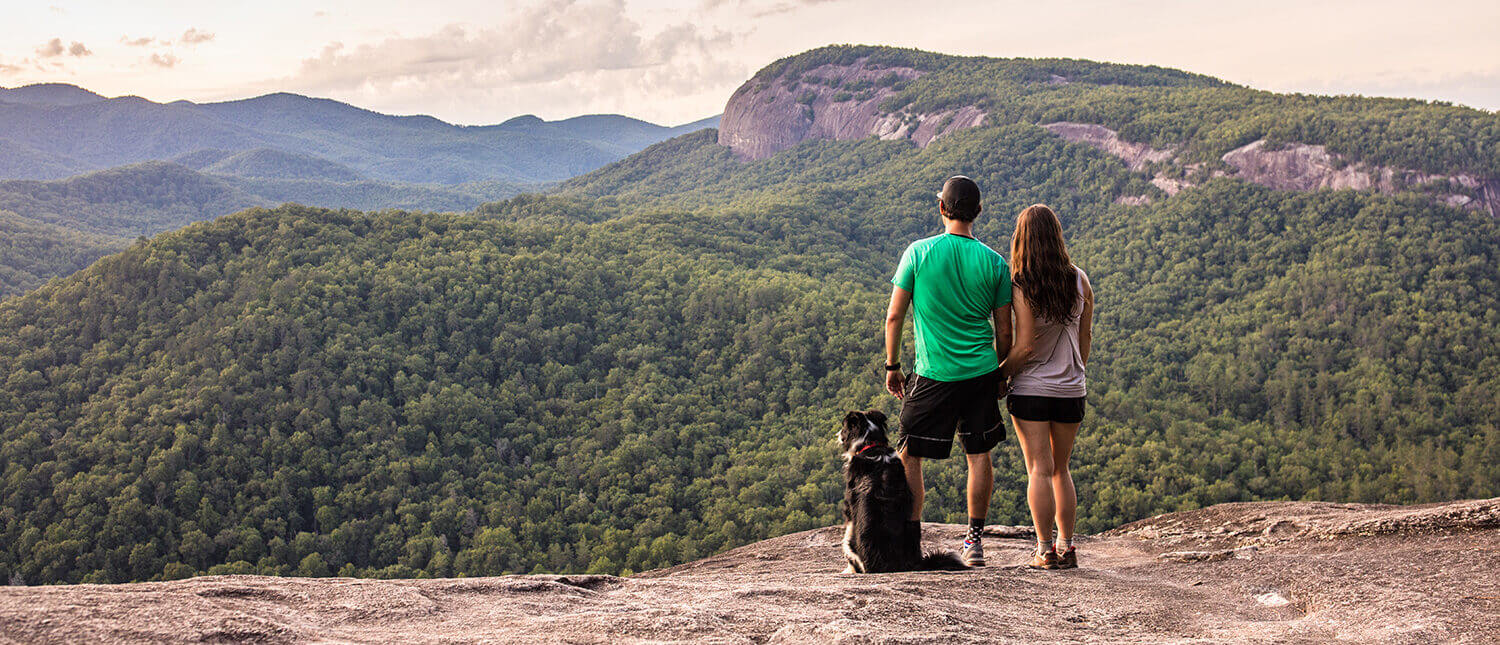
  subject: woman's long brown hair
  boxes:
[1010,204,1078,323]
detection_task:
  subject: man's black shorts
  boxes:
[1006,394,1087,424]
[897,369,1005,459]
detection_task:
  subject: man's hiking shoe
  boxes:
[1028,549,1059,570]
[960,537,985,566]
[1057,548,1077,569]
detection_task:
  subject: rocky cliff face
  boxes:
[718,58,985,160]
[1,497,1495,643]
[1041,122,1174,172]
[1221,140,1499,216]
[1044,121,1498,215]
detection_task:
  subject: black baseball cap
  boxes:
[937,175,981,217]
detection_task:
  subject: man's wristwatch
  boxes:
[884,363,901,371]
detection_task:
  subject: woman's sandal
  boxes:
[1028,549,1060,570]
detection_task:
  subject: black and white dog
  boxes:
[838,410,966,573]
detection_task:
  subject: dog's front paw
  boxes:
[841,564,857,574]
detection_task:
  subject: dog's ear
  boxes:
[843,411,865,427]
[863,410,887,427]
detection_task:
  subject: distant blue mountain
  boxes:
[0,83,720,184]
[0,83,105,107]
[172,148,366,182]
[0,161,529,238]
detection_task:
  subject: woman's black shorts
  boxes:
[1006,394,1087,424]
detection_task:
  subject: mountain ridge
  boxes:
[0,83,721,184]
[717,44,1499,214]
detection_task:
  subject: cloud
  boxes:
[180,28,215,45]
[275,0,745,122]
[701,0,840,17]
[121,29,212,50]
[293,1,730,87]
[35,39,64,57]
[759,0,843,18]
[36,38,91,58]
[149,53,181,68]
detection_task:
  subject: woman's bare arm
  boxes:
[1078,272,1093,365]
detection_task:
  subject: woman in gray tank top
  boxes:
[1000,204,1094,570]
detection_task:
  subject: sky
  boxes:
[3,0,1497,126]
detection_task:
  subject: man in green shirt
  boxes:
[884,175,1012,566]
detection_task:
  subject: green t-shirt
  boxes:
[891,233,1012,382]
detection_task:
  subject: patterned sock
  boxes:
[1059,536,1074,552]
[1037,534,1054,555]
[966,517,985,543]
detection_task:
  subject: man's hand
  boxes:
[997,376,1010,399]
[886,370,907,399]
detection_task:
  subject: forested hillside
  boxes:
[0,163,529,297]
[1,47,1496,585]
[0,162,267,238]
[0,159,532,238]
[0,212,126,298]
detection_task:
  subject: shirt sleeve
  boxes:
[891,244,916,292]
[993,257,1013,307]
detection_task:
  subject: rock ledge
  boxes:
[1,498,1496,643]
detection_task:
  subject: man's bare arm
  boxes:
[1003,291,1037,380]
[993,304,1012,396]
[992,304,1013,368]
[884,287,912,398]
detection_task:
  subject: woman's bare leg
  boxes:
[1012,417,1056,554]
[1048,422,1080,544]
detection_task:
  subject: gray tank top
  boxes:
[1008,267,1087,398]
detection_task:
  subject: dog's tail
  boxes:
[918,551,969,571]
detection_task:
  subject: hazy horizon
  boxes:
[5,0,1498,126]
[0,79,724,128]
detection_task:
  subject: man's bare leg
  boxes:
[899,448,923,521]
[957,450,994,565]
[965,451,993,520]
